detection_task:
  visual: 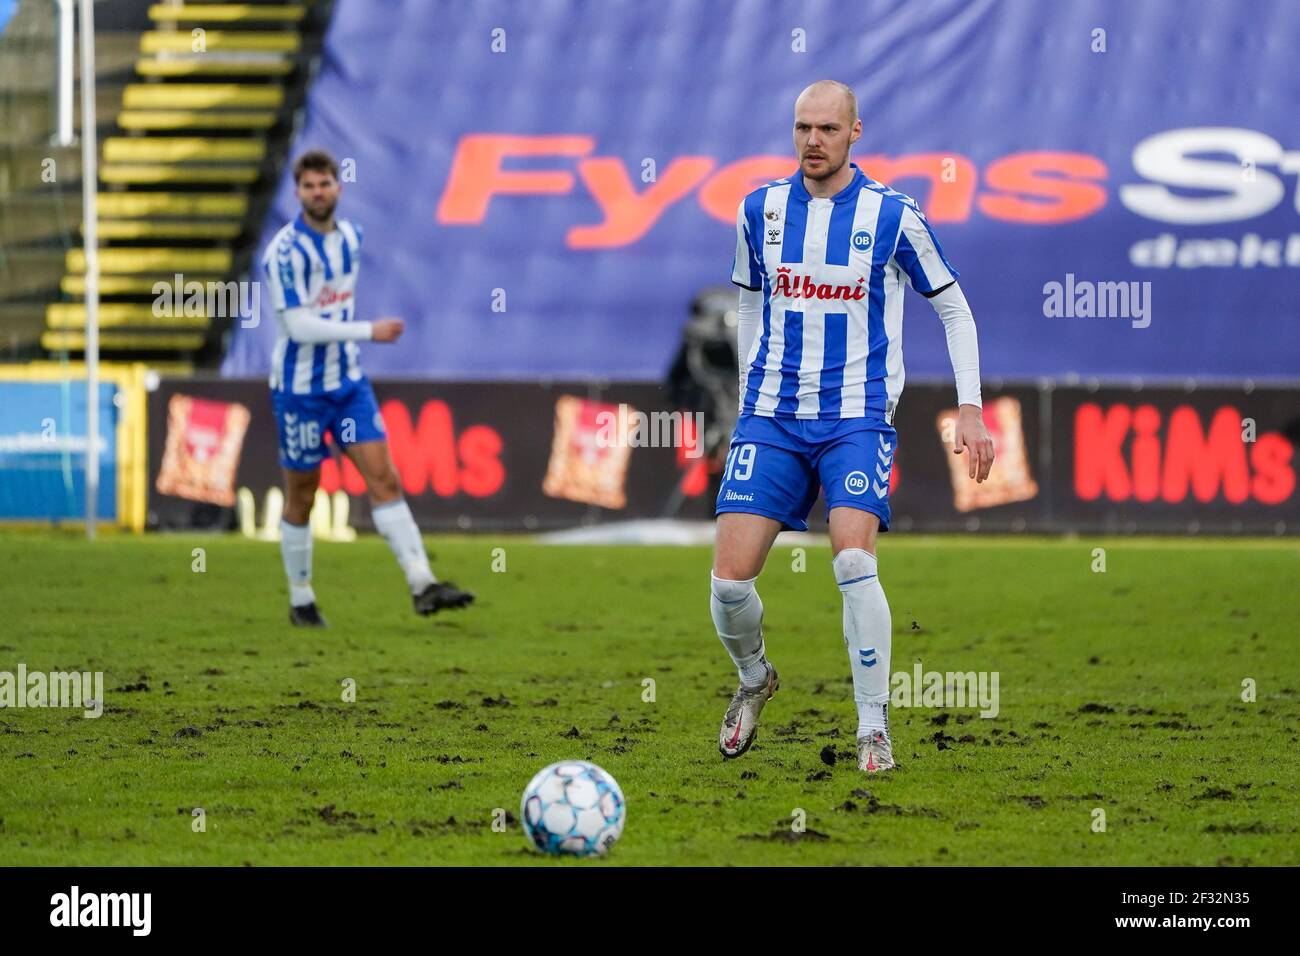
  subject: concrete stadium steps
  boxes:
[148,4,308,24]
[96,192,250,218]
[100,164,261,184]
[0,86,124,148]
[0,192,251,247]
[61,274,223,296]
[1,249,67,297]
[98,134,269,189]
[141,31,301,53]
[42,329,208,352]
[122,82,285,109]
[0,34,140,91]
[23,358,197,376]
[117,109,278,130]
[0,143,82,193]
[103,136,267,163]
[0,195,79,245]
[88,219,244,240]
[66,247,235,275]
[135,22,303,80]
[46,302,212,330]
[0,304,50,360]
[24,0,321,361]
[135,57,296,78]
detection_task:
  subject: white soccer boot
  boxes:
[857,728,896,773]
[718,663,779,758]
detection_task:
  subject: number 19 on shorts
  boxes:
[724,443,757,481]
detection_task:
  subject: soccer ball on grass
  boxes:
[520,760,625,856]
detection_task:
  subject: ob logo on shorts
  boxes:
[844,470,869,495]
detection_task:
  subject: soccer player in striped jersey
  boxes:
[264,149,473,627]
[711,81,994,772]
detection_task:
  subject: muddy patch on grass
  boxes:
[312,804,374,833]
[836,789,941,818]
[740,828,830,843]
[1076,702,1115,715]
[1204,822,1275,834]
[407,815,479,837]
[1192,787,1235,801]
[609,735,641,754]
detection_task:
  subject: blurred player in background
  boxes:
[264,149,474,627]
[711,81,994,772]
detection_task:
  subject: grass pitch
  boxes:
[1,531,1296,866]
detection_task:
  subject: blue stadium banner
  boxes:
[0,380,117,521]
[222,0,1300,384]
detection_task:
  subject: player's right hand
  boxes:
[955,403,995,483]
[371,318,405,342]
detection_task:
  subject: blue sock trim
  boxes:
[837,573,877,587]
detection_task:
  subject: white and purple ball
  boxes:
[521,760,626,856]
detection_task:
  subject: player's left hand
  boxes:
[954,403,995,482]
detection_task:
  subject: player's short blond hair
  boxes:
[795,80,858,126]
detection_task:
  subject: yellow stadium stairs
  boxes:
[42,0,320,362]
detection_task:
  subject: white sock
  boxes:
[280,520,316,607]
[372,498,436,594]
[834,548,892,737]
[710,574,768,688]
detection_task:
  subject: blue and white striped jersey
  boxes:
[263,213,366,394]
[731,163,958,422]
